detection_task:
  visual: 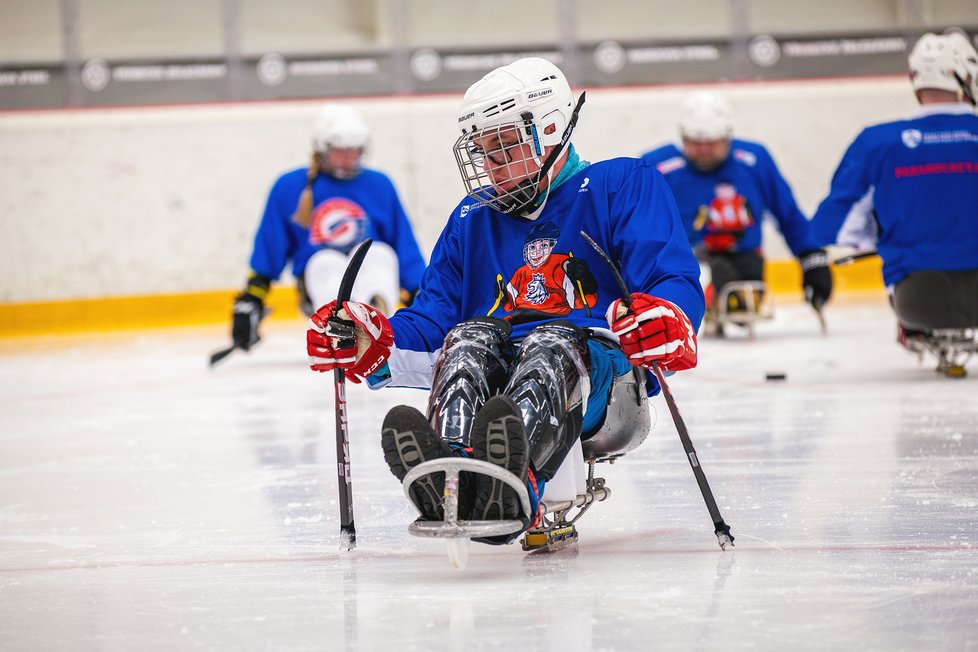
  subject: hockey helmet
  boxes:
[312,104,369,152]
[453,57,583,217]
[679,91,733,141]
[909,31,978,101]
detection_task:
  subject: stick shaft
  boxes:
[651,363,725,526]
[331,238,373,551]
[334,370,356,547]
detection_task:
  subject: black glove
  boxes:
[800,249,832,310]
[564,257,597,295]
[231,274,270,350]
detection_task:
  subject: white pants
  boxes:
[303,241,400,315]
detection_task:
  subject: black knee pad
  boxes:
[504,320,591,480]
[428,317,515,445]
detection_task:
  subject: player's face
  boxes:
[322,146,363,179]
[682,137,731,172]
[472,127,541,192]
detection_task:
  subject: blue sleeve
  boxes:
[248,174,300,280]
[756,146,818,256]
[611,163,706,331]
[388,216,464,352]
[810,130,876,247]
[373,176,427,293]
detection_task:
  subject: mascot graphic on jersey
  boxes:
[308,197,367,253]
[494,222,598,323]
[693,182,754,253]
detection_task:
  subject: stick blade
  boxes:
[336,238,373,304]
[208,345,237,367]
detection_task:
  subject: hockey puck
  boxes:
[765,372,787,381]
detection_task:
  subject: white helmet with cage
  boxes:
[679,91,733,141]
[311,104,370,153]
[909,31,978,102]
[453,57,583,217]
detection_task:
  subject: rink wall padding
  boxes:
[0,77,907,332]
[0,258,883,337]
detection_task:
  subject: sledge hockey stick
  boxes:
[580,231,735,550]
[331,238,374,551]
[812,250,877,334]
[209,343,238,367]
[832,250,877,266]
[209,307,271,367]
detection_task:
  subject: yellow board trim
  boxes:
[0,288,302,337]
[764,255,884,294]
[0,257,884,338]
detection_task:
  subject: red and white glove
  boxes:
[307,300,394,383]
[606,293,698,372]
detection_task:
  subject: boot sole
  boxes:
[382,406,451,521]
[470,396,528,520]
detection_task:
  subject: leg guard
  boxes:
[504,321,591,481]
[427,317,515,446]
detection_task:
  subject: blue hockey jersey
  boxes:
[384,157,705,391]
[810,104,978,287]
[249,166,426,293]
[641,139,818,257]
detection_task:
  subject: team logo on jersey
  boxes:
[901,129,923,149]
[488,221,598,322]
[694,182,754,254]
[308,197,367,252]
[579,177,590,192]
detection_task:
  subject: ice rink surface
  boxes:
[2,293,977,651]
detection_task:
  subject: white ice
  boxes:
[1,294,977,651]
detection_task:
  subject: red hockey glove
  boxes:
[307,300,394,383]
[606,293,698,371]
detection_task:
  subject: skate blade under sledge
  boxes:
[403,458,531,570]
[522,472,611,553]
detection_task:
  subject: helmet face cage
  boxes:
[453,116,548,215]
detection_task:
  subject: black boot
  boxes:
[469,395,529,522]
[382,405,458,521]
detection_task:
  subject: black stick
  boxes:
[581,231,734,550]
[332,238,374,551]
[832,249,877,266]
[208,343,238,367]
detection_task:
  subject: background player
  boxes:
[809,31,978,366]
[642,91,832,326]
[231,104,426,353]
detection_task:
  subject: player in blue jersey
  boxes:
[306,58,704,544]
[230,104,426,353]
[810,31,978,366]
[642,91,832,325]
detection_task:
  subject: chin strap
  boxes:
[509,92,588,218]
[953,72,976,107]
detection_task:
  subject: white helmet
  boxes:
[909,31,978,101]
[679,91,733,141]
[453,57,583,217]
[311,104,369,152]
